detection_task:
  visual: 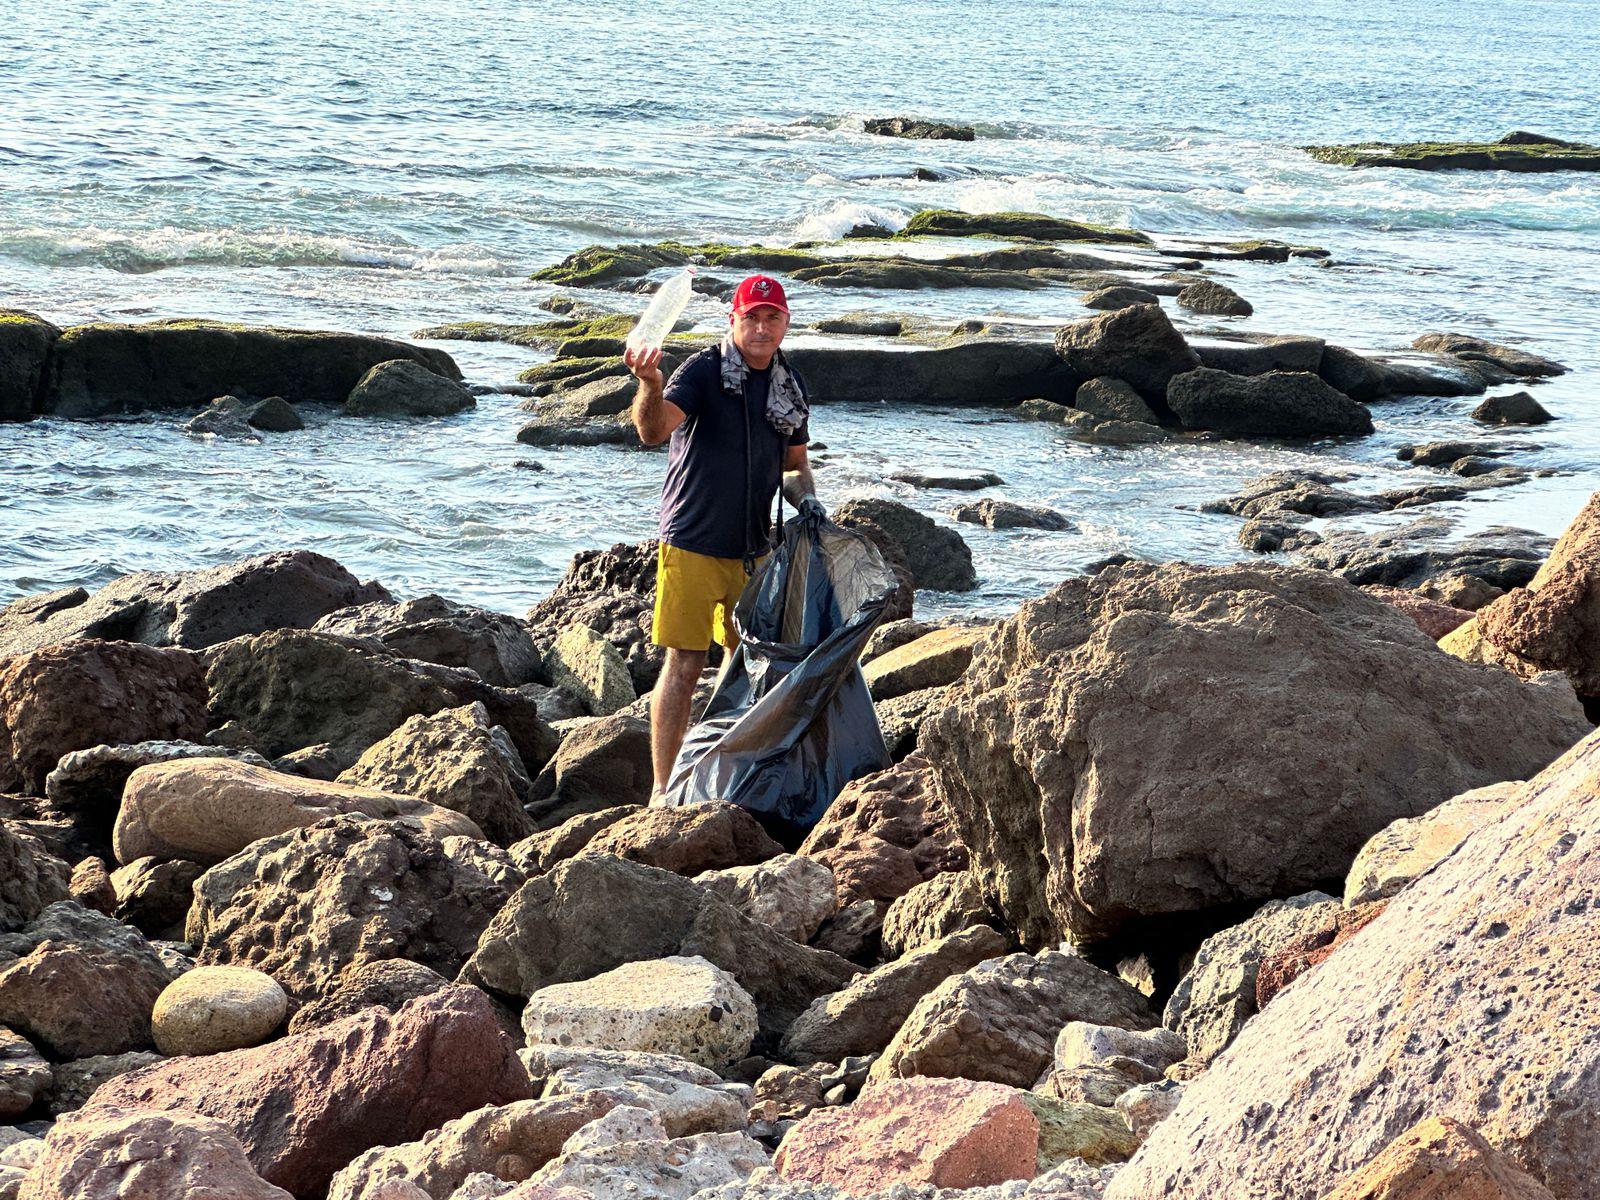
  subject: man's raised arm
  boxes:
[625,346,685,445]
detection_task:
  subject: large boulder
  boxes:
[526,541,662,695]
[344,358,475,417]
[204,629,556,774]
[920,562,1590,946]
[0,821,71,932]
[462,854,857,1043]
[871,952,1156,1088]
[775,1077,1040,1192]
[84,986,531,1199]
[1459,491,1600,701]
[1317,1117,1557,1200]
[522,1044,747,1138]
[336,702,534,846]
[781,925,1009,1065]
[0,309,58,422]
[0,1028,50,1119]
[187,814,519,1001]
[19,1107,293,1200]
[880,869,999,958]
[798,755,969,908]
[44,740,271,851]
[578,802,783,876]
[1054,304,1198,404]
[694,853,837,943]
[1105,728,1600,1200]
[544,624,637,715]
[286,959,451,1035]
[40,318,460,417]
[511,804,640,875]
[114,757,483,865]
[314,595,540,686]
[324,1093,614,1200]
[0,901,179,1057]
[1161,891,1339,1067]
[862,627,987,701]
[1166,368,1374,437]
[833,498,977,593]
[1344,781,1520,906]
[0,551,392,661]
[0,641,207,795]
[521,956,758,1071]
[526,714,653,828]
[109,855,206,937]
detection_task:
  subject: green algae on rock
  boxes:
[898,209,1152,245]
[1304,131,1600,172]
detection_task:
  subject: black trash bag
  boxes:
[662,507,899,842]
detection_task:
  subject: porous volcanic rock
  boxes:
[0,1028,50,1119]
[578,802,784,876]
[526,540,663,695]
[1177,280,1252,316]
[1317,1116,1556,1200]
[187,814,519,1001]
[880,869,999,958]
[0,641,208,795]
[918,561,1588,946]
[0,821,71,932]
[1344,781,1521,907]
[694,853,837,943]
[286,958,452,1035]
[527,714,653,828]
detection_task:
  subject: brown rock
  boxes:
[1177,279,1252,317]
[0,901,178,1057]
[1316,1117,1556,1200]
[0,1027,50,1119]
[775,1076,1040,1192]
[578,802,782,876]
[286,958,451,1035]
[462,854,857,1043]
[799,755,968,907]
[0,820,71,932]
[19,1106,293,1200]
[336,702,535,845]
[1472,491,1600,698]
[871,951,1155,1088]
[921,561,1590,946]
[325,1093,614,1200]
[0,550,391,660]
[1073,376,1161,425]
[0,641,207,795]
[85,986,532,1199]
[115,757,483,865]
[863,627,987,701]
[69,856,116,914]
[694,853,838,943]
[1255,900,1389,1009]
[109,855,205,937]
[1344,782,1521,906]
[781,926,1009,1064]
[526,714,652,828]
[45,1050,166,1115]
[833,497,976,594]
[1360,585,1474,640]
[312,594,540,687]
[525,540,663,696]
[1104,727,1600,1200]
[187,814,519,1001]
[881,870,999,958]
[509,805,640,875]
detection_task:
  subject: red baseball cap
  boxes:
[731,274,789,315]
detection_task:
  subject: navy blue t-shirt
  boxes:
[658,347,810,561]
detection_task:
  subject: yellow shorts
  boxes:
[651,543,756,651]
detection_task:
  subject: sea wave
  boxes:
[0,224,519,275]
[792,200,908,241]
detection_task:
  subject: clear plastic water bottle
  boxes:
[626,266,697,354]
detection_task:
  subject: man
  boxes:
[624,273,820,798]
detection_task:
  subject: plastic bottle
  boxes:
[626,266,697,354]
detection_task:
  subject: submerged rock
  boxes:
[1167,367,1374,437]
[343,358,476,417]
[0,309,59,423]
[1054,304,1198,404]
[950,498,1073,531]
[1303,133,1600,172]
[920,561,1589,946]
[1300,518,1552,591]
[40,318,460,418]
[1413,331,1567,378]
[863,118,976,141]
[1176,280,1252,316]
[1472,390,1555,424]
[901,208,1151,245]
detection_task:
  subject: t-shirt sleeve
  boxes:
[662,352,711,418]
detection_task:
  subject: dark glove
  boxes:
[798,495,826,521]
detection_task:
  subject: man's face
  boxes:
[731,305,790,363]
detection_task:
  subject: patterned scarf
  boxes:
[720,334,809,436]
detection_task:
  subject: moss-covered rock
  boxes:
[41,319,460,418]
[900,209,1151,245]
[1304,133,1600,172]
[530,241,836,288]
[0,309,60,422]
[863,117,976,141]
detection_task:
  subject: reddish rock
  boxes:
[1256,900,1390,1009]
[0,641,208,795]
[580,801,783,876]
[69,855,118,914]
[1361,586,1474,640]
[85,985,533,1199]
[20,1105,293,1200]
[799,755,968,906]
[1318,1117,1555,1200]
[775,1077,1039,1193]
[0,820,71,932]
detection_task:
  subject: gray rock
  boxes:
[1073,377,1161,425]
[1472,390,1554,425]
[109,855,205,937]
[509,805,642,875]
[833,497,976,593]
[345,358,476,417]
[695,855,838,944]
[1081,286,1159,311]
[522,1044,749,1137]
[183,395,258,438]
[888,470,1003,491]
[245,396,303,431]
[1317,344,1387,401]
[1167,368,1374,437]
[0,1028,49,1119]
[287,958,453,1034]
[950,499,1074,531]
[864,117,975,141]
[1412,331,1567,379]
[1297,518,1551,590]
[0,823,71,933]
[1177,280,1252,316]
[880,870,999,959]
[314,594,541,687]
[1054,304,1199,403]
[0,309,58,423]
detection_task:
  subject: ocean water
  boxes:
[3,0,1598,614]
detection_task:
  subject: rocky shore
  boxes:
[1,474,1598,1197]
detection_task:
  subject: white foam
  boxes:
[792,201,908,242]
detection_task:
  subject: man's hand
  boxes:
[624,344,664,388]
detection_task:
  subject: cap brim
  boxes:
[732,301,789,315]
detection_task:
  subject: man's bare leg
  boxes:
[650,646,707,796]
